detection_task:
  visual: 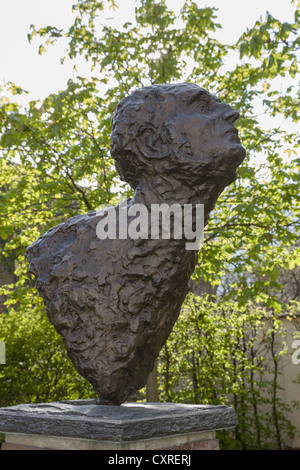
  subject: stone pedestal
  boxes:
[0,400,237,450]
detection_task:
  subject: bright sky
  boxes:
[0,0,297,103]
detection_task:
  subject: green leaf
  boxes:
[270,264,280,281]
[38,45,46,55]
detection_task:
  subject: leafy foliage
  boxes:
[159,294,300,449]
[1,0,299,307]
[0,303,95,407]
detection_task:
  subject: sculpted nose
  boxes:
[223,105,240,123]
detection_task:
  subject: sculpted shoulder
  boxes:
[25,210,117,286]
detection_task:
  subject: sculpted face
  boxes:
[168,87,246,181]
[111,83,246,189]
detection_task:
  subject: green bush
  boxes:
[158,294,300,450]
[0,305,96,407]
[0,292,299,449]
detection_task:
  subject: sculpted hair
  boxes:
[110,83,203,189]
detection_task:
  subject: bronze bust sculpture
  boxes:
[26,83,245,405]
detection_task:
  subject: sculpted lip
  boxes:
[225,127,240,142]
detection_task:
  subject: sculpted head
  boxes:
[110,83,246,189]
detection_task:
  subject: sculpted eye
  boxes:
[194,100,211,113]
[188,90,213,113]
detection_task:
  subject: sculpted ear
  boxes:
[133,124,170,159]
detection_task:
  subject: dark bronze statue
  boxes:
[26,83,245,405]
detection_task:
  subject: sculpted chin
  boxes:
[26,83,246,405]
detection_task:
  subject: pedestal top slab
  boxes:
[0,400,237,442]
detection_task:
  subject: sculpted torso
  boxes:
[26,83,245,405]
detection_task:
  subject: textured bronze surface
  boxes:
[26,83,245,405]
